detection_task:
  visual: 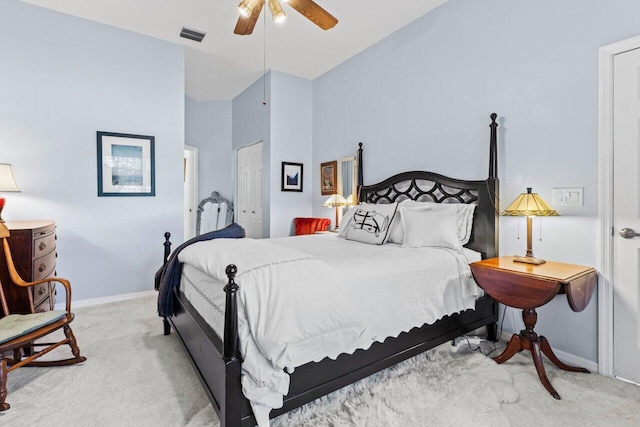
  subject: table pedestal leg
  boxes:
[491,308,589,400]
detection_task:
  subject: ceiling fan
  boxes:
[235,0,338,35]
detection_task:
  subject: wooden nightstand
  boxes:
[470,256,597,400]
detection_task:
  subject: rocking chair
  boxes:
[0,223,85,410]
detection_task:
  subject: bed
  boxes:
[156,113,500,427]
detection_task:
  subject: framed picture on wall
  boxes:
[97,131,155,197]
[320,161,337,195]
[281,162,303,192]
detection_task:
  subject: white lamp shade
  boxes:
[0,164,20,192]
[323,194,348,207]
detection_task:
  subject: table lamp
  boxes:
[502,187,559,265]
[323,193,349,230]
[0,164,20,223]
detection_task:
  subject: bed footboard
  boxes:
[165,267,245,427]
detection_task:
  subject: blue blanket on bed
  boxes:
[156,223,245,318]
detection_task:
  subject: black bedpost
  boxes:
[154,232,172,292]
[356,142,364,202]
[222,264,243,427]
[154,232,173,335]
[489,113,498,179]
[487,113,500,342]
[163,232,172,265]
[223,264,241,361]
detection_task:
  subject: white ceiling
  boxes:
[22,0,448,101]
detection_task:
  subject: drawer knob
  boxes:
[38,288,45,296]
[39,242,47,251]
[38,263,46,272]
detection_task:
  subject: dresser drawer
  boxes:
[33,250,56,281]
[33,282,50,307]
[34,231,56,258]
[34,295,50,313]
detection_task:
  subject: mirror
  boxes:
[197,191,234,236]
[336,155,358,226]
[337,156,358,203]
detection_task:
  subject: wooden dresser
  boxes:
[0,220,57,315]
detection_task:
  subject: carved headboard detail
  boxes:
[356,114,499,259]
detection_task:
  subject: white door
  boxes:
[184,146,198,241]
[613,47,640,384]
[237,142,263,238]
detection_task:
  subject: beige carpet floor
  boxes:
[1,295,639,426]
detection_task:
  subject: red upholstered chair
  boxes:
[294,218,331,235]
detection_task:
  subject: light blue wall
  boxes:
[185,97,233,201]
[270,71,313,237]
[311,0,640,363]
[232,71,313,237]
[232,73,271,237]
[0,0,185,301]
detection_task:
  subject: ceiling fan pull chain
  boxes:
[263,7,267,105]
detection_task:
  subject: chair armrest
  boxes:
[10,276,73,316]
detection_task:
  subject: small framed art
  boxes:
[281,162,303,192]
[320,161,337,195]
[97,131,155,197]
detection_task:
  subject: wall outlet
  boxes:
[552,187,583,207]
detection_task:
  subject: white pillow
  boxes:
[345,203,398,245]
[401,208,462,251]
[387,204,431,244]
[399,200,476,245]
[338,207,357,237]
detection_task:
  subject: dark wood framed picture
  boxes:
[97,131,155,197]
[320,160,337,195]
[281,162,303,192]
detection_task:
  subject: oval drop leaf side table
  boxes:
[470,256,597,400]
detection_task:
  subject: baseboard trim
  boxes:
[55,290,155,310]
[552,348,599,373]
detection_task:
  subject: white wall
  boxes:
[311,0,640,363]
[0,0,185,301]
[185,97,233,201]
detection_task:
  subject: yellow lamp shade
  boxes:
[501,187,558,265]
[502,188,559,217]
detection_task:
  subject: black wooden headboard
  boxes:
[357,114,499,259]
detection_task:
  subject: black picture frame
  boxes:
[281,162,303,192]
[97,131,155,197]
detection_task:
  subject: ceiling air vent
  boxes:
[180,27,206,43]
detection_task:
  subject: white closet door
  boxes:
[237,142,263,239]
[249,142,263,238]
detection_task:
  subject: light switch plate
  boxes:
[552,187,583,206]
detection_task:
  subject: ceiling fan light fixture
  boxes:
[237,0,254,17]
[268,0,286,23]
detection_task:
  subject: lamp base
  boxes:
[513,255,546,265]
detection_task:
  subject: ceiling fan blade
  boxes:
[286,0,338,30]
[234,0,265,35]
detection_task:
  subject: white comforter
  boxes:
[178,238,375,426]
[271,234,482,342]
[179,234,483,426]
